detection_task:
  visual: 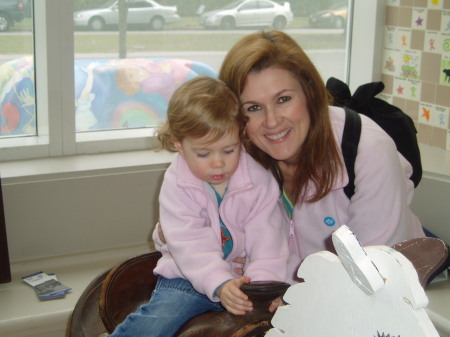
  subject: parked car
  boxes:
[0,0,27,32]
[73,0,180,31]
[199,0,293,30]
[309,2,348,29]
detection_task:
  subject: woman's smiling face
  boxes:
[240,66,311,164]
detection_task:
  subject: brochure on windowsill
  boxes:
[22,271,71,300]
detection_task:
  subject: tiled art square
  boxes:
[406,98,421,121]
[393,77,408,98]
[412,8,428,29]
[421,52,442,82]
[386,6,400,26]
[383,49,401,75]
[417,123,433,144]
[382,74,395,93]
[424,31,442,52]
[400,50,421,79]
[434,105,450,128]
[420,80,436,102]
[430,126,448,148]
[443,35,450,52]
[440,55,450,85]
[385,26,398,49]
[445,0,450,10]
[427,9,442,30]
[398,28,412,49]
[399,6,414,27]
[411,29,426,49]
[419,102,434,124]
[436,84,450,105]
[441,10,450,32]
[428,0,443,10]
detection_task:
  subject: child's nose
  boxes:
[211,155,225,168]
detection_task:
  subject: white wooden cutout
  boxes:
[266,225,439,337]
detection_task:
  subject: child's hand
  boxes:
[216,277,253,315]
[269,296,284,312]
[232,257,246,275]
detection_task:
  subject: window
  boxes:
[0,0,34,138]
[0,0,384,162]
[240,2,258,11]
[259,1,274,10]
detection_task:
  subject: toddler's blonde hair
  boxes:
[157,76,243,152]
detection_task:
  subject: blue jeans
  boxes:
[109,276,225,337]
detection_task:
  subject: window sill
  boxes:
[0,248,448,337]
[0,245,150,337]
[0,143,447,184]
[0,149,176,184]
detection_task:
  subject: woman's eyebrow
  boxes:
[241,88,293,106]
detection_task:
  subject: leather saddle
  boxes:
[68,237,449,337]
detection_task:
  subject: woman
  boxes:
[218,30,425,284]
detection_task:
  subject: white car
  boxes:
[199,0,293,30]
[73,0,179,31]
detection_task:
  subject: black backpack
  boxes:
[326,77,422,199]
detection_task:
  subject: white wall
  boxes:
[1,152,172,263]
[411,176,450,245]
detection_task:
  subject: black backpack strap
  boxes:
[342,108,362,199]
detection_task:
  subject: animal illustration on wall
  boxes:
[443,68,450,83]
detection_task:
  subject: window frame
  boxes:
[0,0,385,162]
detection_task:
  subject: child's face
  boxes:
[174,129,241,193]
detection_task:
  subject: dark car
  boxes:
[0,0,27,32]
[309,2,348,29]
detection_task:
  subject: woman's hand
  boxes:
[216,277,253,315]
[158,222,166,244]
[232,257,246,275]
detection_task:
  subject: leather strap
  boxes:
[342,108,362,200]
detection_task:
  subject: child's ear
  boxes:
[173,138,184,156]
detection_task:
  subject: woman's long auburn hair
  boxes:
[219,30,343,203]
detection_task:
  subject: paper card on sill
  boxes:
[22,271,72,301]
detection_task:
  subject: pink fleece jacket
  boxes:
[154,148,289,302]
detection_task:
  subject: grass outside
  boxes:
[1,16,346,55]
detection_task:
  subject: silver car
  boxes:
[73,0,179,31]
[199,0,293,30]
